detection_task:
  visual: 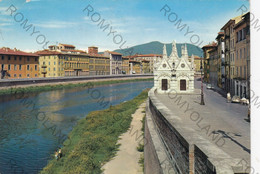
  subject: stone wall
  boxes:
[145,87,247,174]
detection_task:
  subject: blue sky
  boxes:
[0,0,250,52]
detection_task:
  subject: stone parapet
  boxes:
[144,87,247,174]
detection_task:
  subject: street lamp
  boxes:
[200,58,205,105]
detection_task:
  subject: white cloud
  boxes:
[23,49,37,52]
[98,7,113,12]
[34,21,76,28]
[0,23,11,26]
[26,0,40,3]
[144,28,156,31]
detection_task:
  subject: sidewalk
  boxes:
[102,102,145,174]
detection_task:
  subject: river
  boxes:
[0,81,153,174]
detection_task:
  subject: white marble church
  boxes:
[154,41,195,94]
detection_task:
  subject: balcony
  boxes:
[41,65,47,68]
[225,48,229,53]
[225,35,230,39]
[41,70,47,74]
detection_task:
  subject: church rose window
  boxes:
[181,63,185,68]
[163,64,166,68]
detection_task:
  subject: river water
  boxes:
[0,81,153,174]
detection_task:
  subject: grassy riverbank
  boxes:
[0,78,152,96]
[40,89,149,174]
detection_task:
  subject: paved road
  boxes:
[156,78,250,164]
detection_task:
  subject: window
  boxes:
[240,49,242,59]
[27,57,30,62]
[14,74,17,77]
[236,50,238,59]
[244,66,246,78]
[14,56,17,61]
[49,62,50,65]
[54,68,56,71]
[1,56,4,60]
[27,74,30,77]
[19,65,22,70]
[244,48,246,59]
[27,65,30,70]
[54,62,56,65]
[8,56,11,60]
[54,73,56,76]
[240,67,242,76]
[35,74,37,77]
[1,64,4,70]
[14,64,17,70]
[19,74,21,77]
[8,64,11,70]
[35,57,38,62]
[48,68,50,71]
[35,65,37,70]
[236,67,238,76]
[19,57,22,61]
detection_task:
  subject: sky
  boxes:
[0,0,250,52]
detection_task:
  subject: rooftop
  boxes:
[106,51,122,56]
[0,47,38,57]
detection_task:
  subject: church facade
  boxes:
[154,41,195,94]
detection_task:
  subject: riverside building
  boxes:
[0,47,39,79]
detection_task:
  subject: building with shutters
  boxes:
[0,47,39,79]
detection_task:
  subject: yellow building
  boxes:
[202,42,217,83]
[135,54,162,73]
[192,56,204,74]
[89,55,110,75]
[221,14,243,94]
[215,32,225,89]
[36,50,89,77]
[122,57,129,74]
[129,59,141,74]
[142,60,150,74]
[208,46,218,87]
[233,12,250,98]
[36,50,64,77]
[64,54,89,76]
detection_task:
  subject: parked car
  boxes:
[240,97,249,105]
[206,84,215,89]
[206,84,212,89]
[231,96,240,103]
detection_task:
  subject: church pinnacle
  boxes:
[163,44,167,59]
[182,44,188,58]
[170,40,178,59]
